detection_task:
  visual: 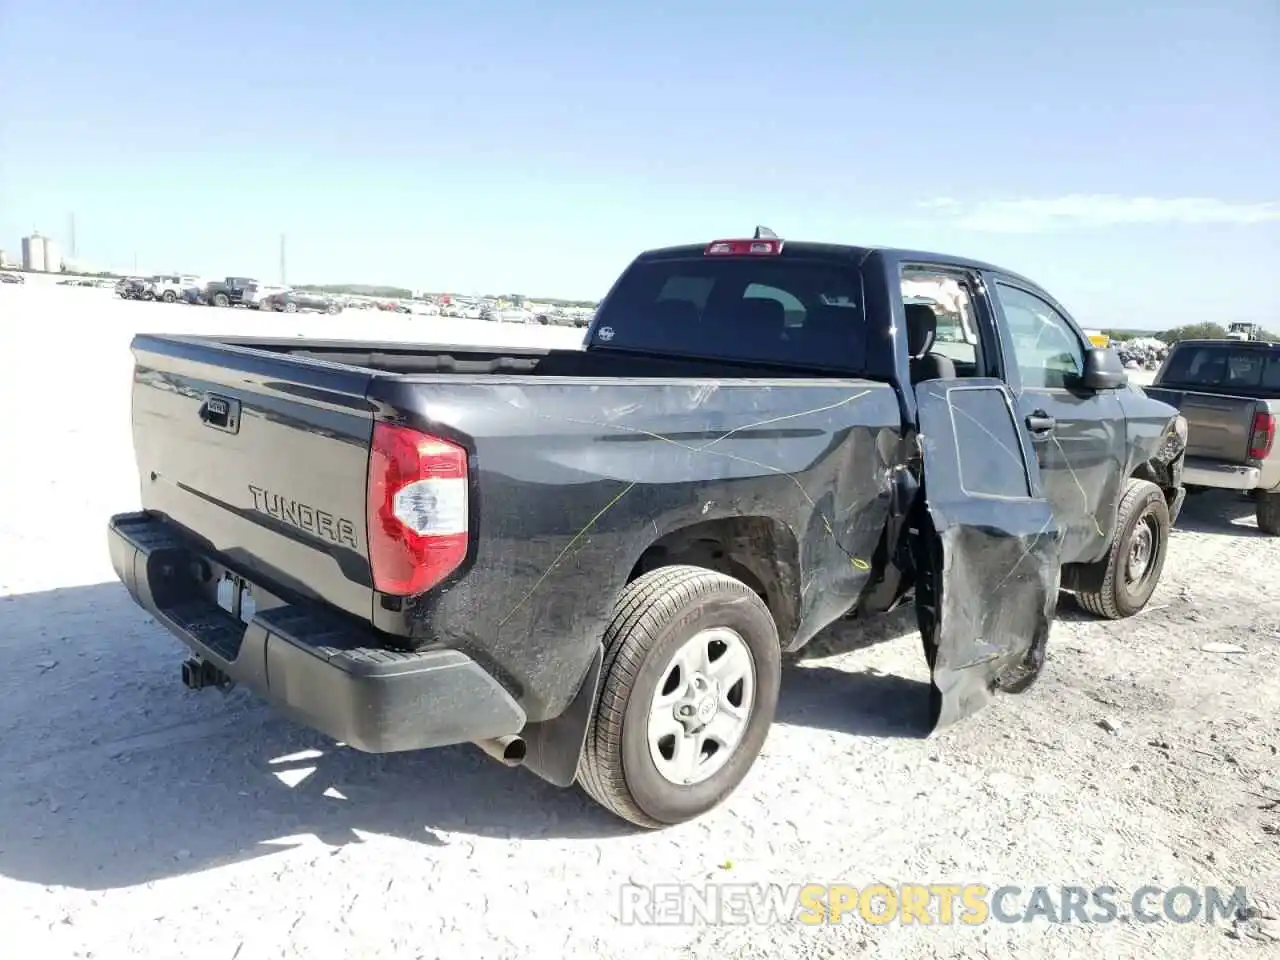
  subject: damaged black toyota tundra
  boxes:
[107,231,1187,828]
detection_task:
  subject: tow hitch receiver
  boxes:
[181,657,231,691]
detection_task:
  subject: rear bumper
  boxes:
[1182,458,1261,491]
[107,512,526,753]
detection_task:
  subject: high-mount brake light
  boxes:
[1248,411,1275,460]
[367,422,469,596]
[705,238,784,256]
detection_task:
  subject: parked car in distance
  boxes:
[195,277,260,307]
[146,275,204,303]
[244,284,290,310]
[1146,338,1280,533]
[117,277,151,299]
[107,229,1187,829]
[0,270,24,284]
[260,290,343,315]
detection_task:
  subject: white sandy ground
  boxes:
[0,285,1276,960]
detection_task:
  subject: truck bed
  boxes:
[1143,386,1263,463]
[210,334,866,378]
[127,333,902,721]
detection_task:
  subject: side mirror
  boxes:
[1078,348,1128,390]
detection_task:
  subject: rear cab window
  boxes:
[589,254,867,373]
[1160,343,1280,395]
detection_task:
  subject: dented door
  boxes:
[912,378,1062,731]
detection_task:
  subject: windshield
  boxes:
[1161,343,1280,394]
[589,256,866,372]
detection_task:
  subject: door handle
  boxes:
[1025,411,1056,436]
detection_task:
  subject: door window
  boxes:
[900,268,981,370]
[995,283,1085,389]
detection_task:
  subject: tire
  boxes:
[213,292,229,307]
[577,565,781,829]
[284,301,298,313]
[162,290,177,303]
[1257,491,1280,536]
[326,302,340,315]
[1074,478,1170,619]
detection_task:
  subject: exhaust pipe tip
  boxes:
[475,734,526,767]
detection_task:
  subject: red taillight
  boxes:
[705,238,783,256]
[1248,412,1275,460]
[367,423,469,596]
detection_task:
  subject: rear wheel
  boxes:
[1257,491,1280,535]
[326,302,340,315]
[212,292,230,307]
[162,290,176,303]
[284,301,298,313]
[577,565,781,829]
[1073,478,1170,619]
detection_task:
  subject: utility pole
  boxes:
[68,212,77,259]
[279,233,287,286]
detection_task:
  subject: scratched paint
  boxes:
[497,390,875,628]
[387,379,899,721]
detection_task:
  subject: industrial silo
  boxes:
[41,237,62,272]
[21,234,46,272]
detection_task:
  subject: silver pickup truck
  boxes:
[1146,338,1279,534]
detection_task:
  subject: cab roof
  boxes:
[632,237,1048,293]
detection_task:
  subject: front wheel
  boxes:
[212,292,230,307]
[162,290,177,303]
[577,565,781,829]
[1257,491,1280,535]
[1073,478,1171,619]
[284,301,298,313]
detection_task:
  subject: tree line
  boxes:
[1103,322,1279,344]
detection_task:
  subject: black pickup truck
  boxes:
[107,231,1187,828]
[188,276,259,307]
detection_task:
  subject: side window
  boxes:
[995,283,1085,389]
[900,269,980,369]
[744,282,806,328]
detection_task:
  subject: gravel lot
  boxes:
[0,286,1276,959]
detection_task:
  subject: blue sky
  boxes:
[1,0,1276,327]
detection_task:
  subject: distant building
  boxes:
[42,237,62,272]
[0,250,13,268]
[21,235,44,271]
[21,233,62,272]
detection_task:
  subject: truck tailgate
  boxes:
[129,335,377,619]
[1145,387,1258,464]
